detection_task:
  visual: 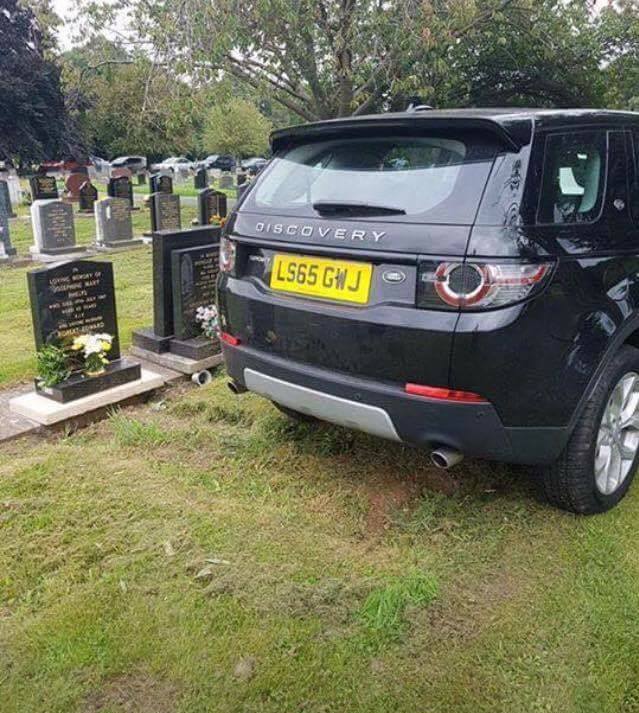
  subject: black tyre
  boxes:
[271,401,317,423]
[543,345,639,514]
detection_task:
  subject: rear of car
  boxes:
[217,109,639,513]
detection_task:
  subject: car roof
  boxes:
[271,108,639,152]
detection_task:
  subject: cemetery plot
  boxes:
[29,174,59,201]
[24,259,142,403]
[78,181,98,213]
[108,175,135,209]
[30,199,86,258]
[95,197,141,249]
[132,226,221,367]
[150,192,181,232]
[197,188,227,226]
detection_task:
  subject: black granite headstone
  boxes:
[0,181,16,255]
[194,168,208,190]
[197,188,228,226]
[0,179,16,218]
[28,260,140,402]
[107,175,134,208]
[236,172,247,186]
[171,245,220,341]
[78,181,98,213]
[131,226,220,359]
[29,174,59,201]
[150,174,173,194]
[150,193,181,233]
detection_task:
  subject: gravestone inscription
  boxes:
[150,193,181,232]
[28,260,140,401]
[197,188,227,226]
[107,175,134,208]
[29,174,59,201]
[171,244,220,342]
[30,200,80,256]
[78,181,98,213]
[95,197,138,247]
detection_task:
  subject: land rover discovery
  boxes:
[217,108,639,514]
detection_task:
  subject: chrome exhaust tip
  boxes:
[430,446,464,470]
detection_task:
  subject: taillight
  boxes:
[220,331,241,346]
[405,383,488,403]
[417,260,553,311]
[219,236,236,274]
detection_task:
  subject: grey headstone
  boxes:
[0,179,15,218]
[95,197,134,246]
[218,173,233,189]
[30,199,77,255]
[152,193,181,232]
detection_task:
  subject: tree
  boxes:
[0,0,79,163]
[203,99,272,157]
[81,0,524,121]
[598,0,639,110]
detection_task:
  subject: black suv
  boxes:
[217,108,639,514]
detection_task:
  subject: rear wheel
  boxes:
[543,345,639,513]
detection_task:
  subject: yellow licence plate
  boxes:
[270,254,373,305]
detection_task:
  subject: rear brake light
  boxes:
[219,237,236,273]
[220,332,241,346]
[405,383,488,403]
[417,260,553,311]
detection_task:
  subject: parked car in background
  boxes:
[151,156,195,173]
[241,157,268,175]
[219,107,639,514]
[198,154,220,169]
[209,155,236,171]
[111,155,147,173]
[41,158,92,173]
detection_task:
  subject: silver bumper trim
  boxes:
[243,369,401,442]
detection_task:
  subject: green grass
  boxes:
[0,185,198,386]
[3,376,639,712]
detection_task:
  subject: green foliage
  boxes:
[203,98,272,157]
[35,344,71,387]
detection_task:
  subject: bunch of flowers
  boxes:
[195,305,219,339]
[71,333,113,374]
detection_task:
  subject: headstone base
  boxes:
[130,345,223,376]
[96,238,145,251]
[35,358,142,403]
[29,246,92,263]
[170,336,217,361]
[9,368,164,426]
[131,326,173,354]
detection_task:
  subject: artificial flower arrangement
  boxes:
[35,332,114,386]
[195,305,219,339]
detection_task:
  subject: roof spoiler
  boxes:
[271,115,531,153]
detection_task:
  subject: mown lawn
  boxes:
[2,375,639,712]
[0,197,198,386]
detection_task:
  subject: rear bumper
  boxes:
[222,343,569,465]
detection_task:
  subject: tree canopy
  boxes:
[203,99,272,157]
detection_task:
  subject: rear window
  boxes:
[246,133,500,224]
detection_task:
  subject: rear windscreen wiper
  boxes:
[312,200,406,216]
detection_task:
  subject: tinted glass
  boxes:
[247,134,500,224]
[537,131,607,225]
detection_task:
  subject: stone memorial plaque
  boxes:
[107,175,134,208]
[28,260,121,357]
[0,179,16,218]
[30,200,78,255]
[194,168,207,189]
[95,197,136,246]
[171,245,220,341]
[197,188,228,226]
[29,174,59,201]
[78,181,98,213]
[150,173,173,194]
[152,193,181,232]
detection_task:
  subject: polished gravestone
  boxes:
[132,226,221,364]
[30,200,86,259]
[171,244,220,357]
[27,260,140,402]
[0,179,16,218]
[107,175,134,209]
[150,173,173,194]
[0,181,16,257]
[78,181,98,214]
[95,197,142,249]
[29,174,59,201]
[197,188,228,226]
[150,192,181,232]
[194,168,208,189]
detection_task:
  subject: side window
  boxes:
[629,130,639,223]
[537,131,607,225]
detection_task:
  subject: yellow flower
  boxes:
[101,341,111,352]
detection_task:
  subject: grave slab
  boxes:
[129,347,223,376]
